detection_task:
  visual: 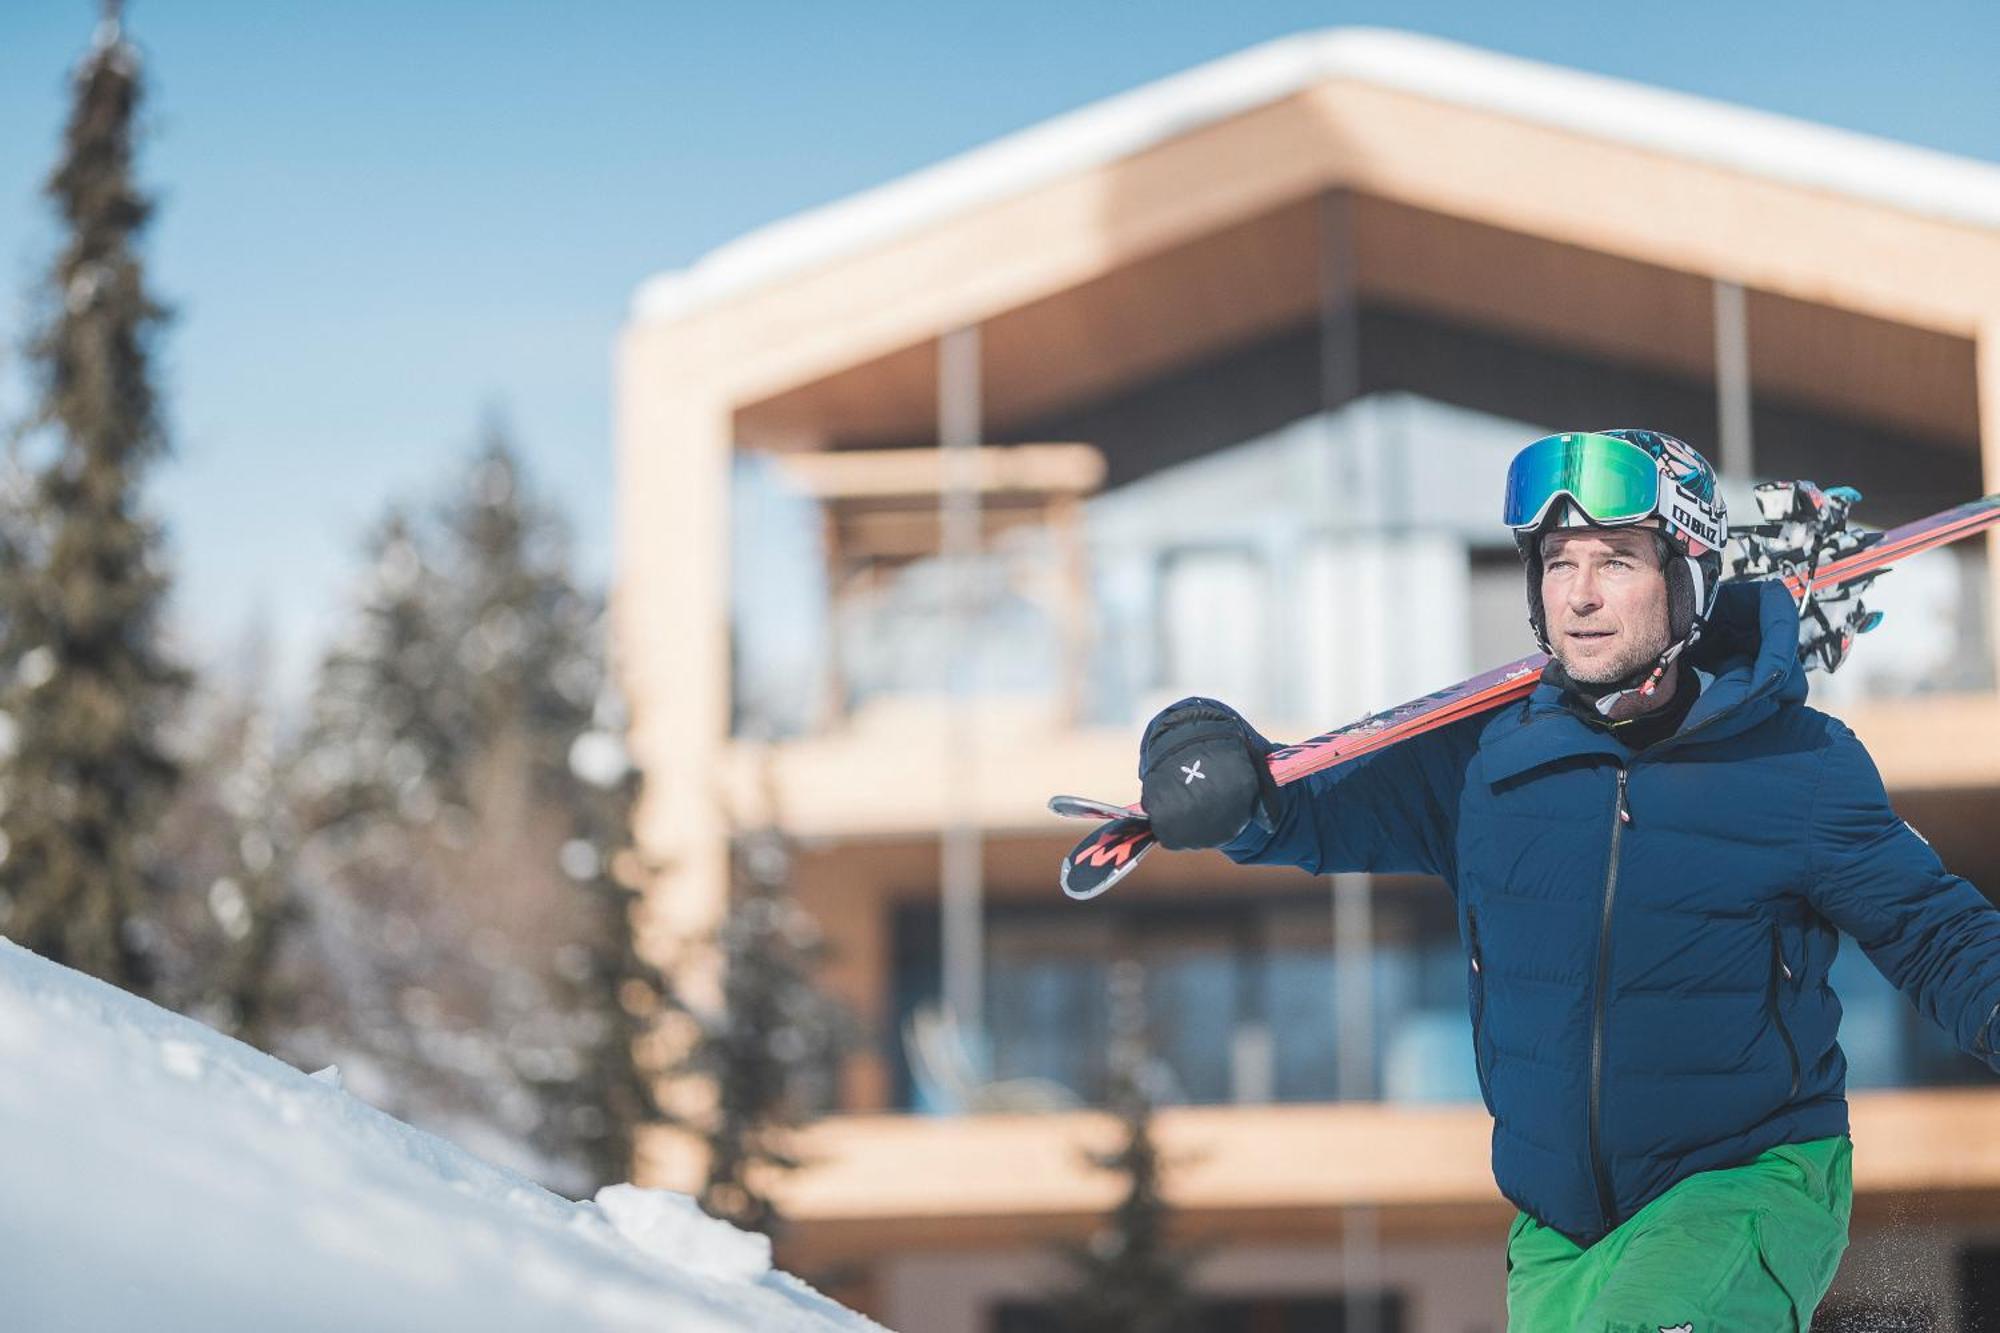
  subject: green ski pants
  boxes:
[1505,1135,1852,1332]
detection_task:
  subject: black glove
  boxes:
[1138,697,1281,850]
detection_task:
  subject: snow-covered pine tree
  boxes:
[663,815,850,1238]
[288,426,660,1194]
[428,424,663,1190]
[284,505,462,1111]
[1048,961,1203,1333]
[0,3,189,992]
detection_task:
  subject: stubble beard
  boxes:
[1555,623,1672,685]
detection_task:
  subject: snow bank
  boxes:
[0,938,883,1332]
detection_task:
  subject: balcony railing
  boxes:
[732,404,1996,741]
[741,518,1994,740]
[889,892,1995,1117]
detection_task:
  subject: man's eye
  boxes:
[1606,559,1633,571]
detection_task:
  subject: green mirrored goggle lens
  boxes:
[1502,433,1661,530]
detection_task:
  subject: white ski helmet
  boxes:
[1504,429,1729,694]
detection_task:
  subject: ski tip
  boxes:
[1048,793,1137,821]
[1059,816,1157,901]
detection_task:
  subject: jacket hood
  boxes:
[1685,577,1810,709]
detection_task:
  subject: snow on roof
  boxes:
[0,939,880,1332]
[632,27,2000,326]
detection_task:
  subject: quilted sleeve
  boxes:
[1803,720,2000,1072]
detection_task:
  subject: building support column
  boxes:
[1319,189,1361,412]
[940,326,986,1041]
[1977,325,2000,691]
[614,327,737,1190]
[1714,279,1754,481]
[1333,873,1375,1103]
[1333,871,1382,1333]
[1301,189,1360,723]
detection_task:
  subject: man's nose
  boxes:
[1566,570,1603,612]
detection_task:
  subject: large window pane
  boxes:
[890,895,1979,1113]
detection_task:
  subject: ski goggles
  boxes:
[1502,432,1662,532]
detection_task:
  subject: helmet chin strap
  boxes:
[1592,644,1688,716]
[1563,639,1686,718]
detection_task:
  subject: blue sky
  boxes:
[1,0,1995,703]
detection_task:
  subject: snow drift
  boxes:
[0,938,882,1332]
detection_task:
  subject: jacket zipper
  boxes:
[1768,923,1802,1100]
[1569,679,1769,1232]
[1587,766,1629,1233]
[1469,908,1492,1108]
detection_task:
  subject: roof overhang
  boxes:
[634,28,2000,329]
[620,29,2000,452]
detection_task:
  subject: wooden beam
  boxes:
[1981,325,2000,692]
[637,1087,2000,1230]
[773,443,1106,502]
[826,506,1049,565]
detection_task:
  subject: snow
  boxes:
[0,938,883,1333]
[632,27,2000,325]
[595,1185,774,1282]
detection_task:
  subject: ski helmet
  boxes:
[1503,429,1728,700]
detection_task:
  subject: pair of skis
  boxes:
[1052,488,2000,901]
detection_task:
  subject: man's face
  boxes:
[1540,526,1672,683]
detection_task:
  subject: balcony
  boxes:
[728,395,2000,837]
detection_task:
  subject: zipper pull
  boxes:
[1615,768,1631,824]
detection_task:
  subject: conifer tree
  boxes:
[0,3,188,991]
[285,506,468,1107]
[288,426,661,1193]
[300,506,463,830]
[664,818,850,1237]
[1050,961,1203,1333]
[558,702,667,1192]
[431,423,665,1188]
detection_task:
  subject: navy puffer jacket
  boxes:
[1220,579,2000,1246]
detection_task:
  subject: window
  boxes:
[1156,545,1269,709]
[890,886,1481,1112]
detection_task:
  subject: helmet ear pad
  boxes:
[1524,539,1551,653]
[1669,545,1725,650]
[1664,540,1695,644]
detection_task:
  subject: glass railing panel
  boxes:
[732,408,1998,740]
[891,897,1991,1113]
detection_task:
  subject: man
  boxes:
[1136,430,2000,1331]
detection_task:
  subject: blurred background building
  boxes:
[616,30,2000,1333]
